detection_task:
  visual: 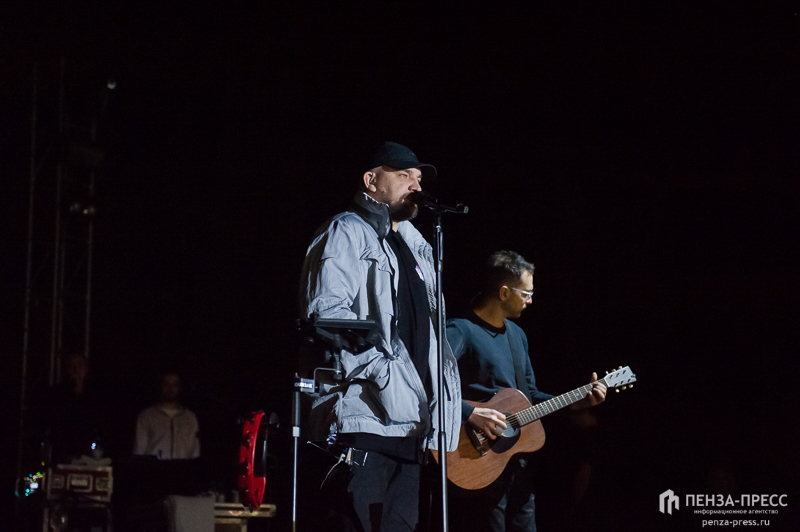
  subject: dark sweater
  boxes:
[446,313,554,422]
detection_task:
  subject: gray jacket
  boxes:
[300,192,461,452]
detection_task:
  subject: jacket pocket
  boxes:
[361,246,394,310]
[339,381,388,425]
[360,246,394,349]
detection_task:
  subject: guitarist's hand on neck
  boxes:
[570,372,607,410]
[467,407,507,440]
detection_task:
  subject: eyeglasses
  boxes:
[509,287,534,299]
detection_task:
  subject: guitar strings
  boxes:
[505,383,595,427]
[474,376,626,444]
[477,385,591,443]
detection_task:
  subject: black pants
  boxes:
[451,458,537,532]
[348,451,422,532]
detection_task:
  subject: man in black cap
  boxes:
[300,141,462,531]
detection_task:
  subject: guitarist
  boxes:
[446,250,606,532]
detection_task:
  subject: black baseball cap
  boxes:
[366,141,437,178]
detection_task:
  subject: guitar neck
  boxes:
[511,379,604,427]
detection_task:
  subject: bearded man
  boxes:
[299,141,461,532]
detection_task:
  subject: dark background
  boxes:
[2,3,798,531]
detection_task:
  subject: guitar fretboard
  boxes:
[508,379,606,428]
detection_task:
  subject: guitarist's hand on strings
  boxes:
[571,372,607,410]
[468,407,507,440]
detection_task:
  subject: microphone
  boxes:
[409,191,469,214]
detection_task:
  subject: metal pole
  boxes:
[434,211,449,532]
[50,56,66,385]
[292,385,301,532]
[56,237,66,374]
[84,118,97,359]
[16,62,38,510]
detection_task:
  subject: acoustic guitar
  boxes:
[432,366,636,490]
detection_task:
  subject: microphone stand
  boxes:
[293,317,380,532]
[291,374,315,532]
[433,208,450,532]
[416,194,467,532]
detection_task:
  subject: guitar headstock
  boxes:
[601,366,636,392]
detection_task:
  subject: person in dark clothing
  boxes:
[299,142,462,532]
[447,250,606,532]
[42,353,105,464]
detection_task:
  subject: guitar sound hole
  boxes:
[489,422,521,454]
[499,425,519,439]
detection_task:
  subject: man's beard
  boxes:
[389,197,419,222]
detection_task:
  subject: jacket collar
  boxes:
[351,192,392,239]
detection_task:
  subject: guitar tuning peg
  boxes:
[618,366,623,370]
[621,386,627,390]
[615,388,620,393]
[605,371,610,375]
[629,384,633,389]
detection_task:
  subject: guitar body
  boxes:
[434,388,546,490]
[430,367,636,490]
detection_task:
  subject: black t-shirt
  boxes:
[385,229,431,396]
